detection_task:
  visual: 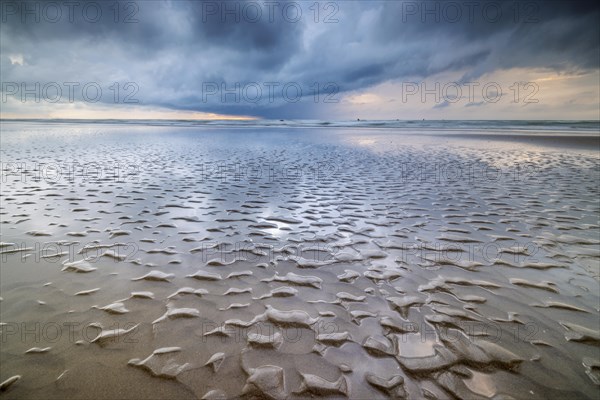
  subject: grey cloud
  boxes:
[1,0,598,118]
[433,100,451,109]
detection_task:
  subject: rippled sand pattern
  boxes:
[1,123,599,399]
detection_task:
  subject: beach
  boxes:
[0,120,599,399]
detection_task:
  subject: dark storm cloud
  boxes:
[1,0,598,118]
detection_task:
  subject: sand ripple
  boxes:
[0,124,598,399]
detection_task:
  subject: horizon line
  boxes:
[2,118,599,122]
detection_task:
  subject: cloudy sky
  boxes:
[1,0,599,120]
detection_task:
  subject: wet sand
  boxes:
[436,132,600,150]
[0,121,599,399]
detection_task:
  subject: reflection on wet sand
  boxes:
[0,122,598,399]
